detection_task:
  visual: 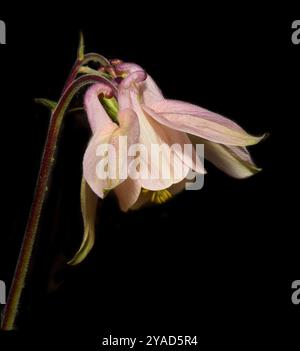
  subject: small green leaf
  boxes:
[78,32,85,61]
[35,98,57,111]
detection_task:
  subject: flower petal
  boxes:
[84,83,115,133]
[117,69,147,110]
[192,136,262,178]
[117,68,204,189]
[143,99,264,146]
[83,108,140,198]
[141,74,164,106]
[130,91,192,190]
[114,178,142,212]
[116,62,164,105]
[68,178,98,265]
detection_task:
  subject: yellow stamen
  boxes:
[146,189,172,205]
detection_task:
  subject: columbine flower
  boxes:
[69,59,264,264]
[84,62,263,207]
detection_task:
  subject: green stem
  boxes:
[62,53,110,94]
[1,73,116,330]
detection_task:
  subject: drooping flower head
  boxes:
[83,61,263,205]
[69,54,264,264]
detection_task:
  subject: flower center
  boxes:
[142,189,172,204]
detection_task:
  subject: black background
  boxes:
[0,4,299,350]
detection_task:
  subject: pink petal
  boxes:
[116,62,164,106]
[141,74,165,106]
[193,136,261,178]
[116,62,143,74]
[130,91,199,190]
[84,83,115,134]
[114,178,142,212]
[143,99,264,146]
[118,69,147,110]
[116,67,205,189]
[83,108,140,198]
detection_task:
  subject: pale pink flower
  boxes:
[83,62,263,212]
[69,61,263,265]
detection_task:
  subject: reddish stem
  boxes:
[1,71,116,330]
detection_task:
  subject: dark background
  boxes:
[0,4,298,350]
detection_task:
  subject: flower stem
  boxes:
[62,53,110,94]
[1,71,116,330]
